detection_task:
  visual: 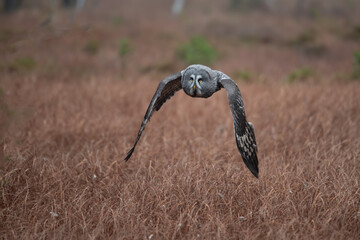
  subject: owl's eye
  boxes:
[189,77,194,82]
[199,79,203,83]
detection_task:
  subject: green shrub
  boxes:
[232,70,253,82]
[177,36,218,65]
[112,15,123,27]
[287,68,315,83]
[119,38,133,58]
[354,51,360,65]
[84,40,100,55]
[309,8,321,20]
[9,57,36,72]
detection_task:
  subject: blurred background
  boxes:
[0,0,360,138]
[1,0,359,80]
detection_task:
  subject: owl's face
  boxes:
[181,67,217,98]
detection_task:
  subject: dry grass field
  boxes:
[1,1,360,239]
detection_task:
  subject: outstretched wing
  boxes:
[124,72,183,161]
[219,77,259,178]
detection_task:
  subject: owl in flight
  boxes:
[125,64,259,178]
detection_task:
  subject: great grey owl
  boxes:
[125,64,259,178]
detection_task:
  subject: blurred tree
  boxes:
[75,0,85,11]
[172,0,185,16]
[62,0,76,8]
[230,0,266,11]
[62,0,85,10]
[264,0,277,12]
[2,0,22,13]
[41,0,56,26]
[42,0,97,26]
[61,0,86,24]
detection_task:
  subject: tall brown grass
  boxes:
[1,79,359,239]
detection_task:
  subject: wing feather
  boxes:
[219,77,259,178]
[125,72,182,161]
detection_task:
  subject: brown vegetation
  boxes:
[1,1,360,239]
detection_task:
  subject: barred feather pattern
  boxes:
[220,78,259,178]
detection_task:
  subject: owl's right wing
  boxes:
[124,71,183,161]
[218,75,259,178]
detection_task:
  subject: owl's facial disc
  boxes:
[182,67,214,98]
[190,74,204,92]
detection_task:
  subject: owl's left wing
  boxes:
[124,71,183,161]
[218,75,259,178]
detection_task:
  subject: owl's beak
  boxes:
[193,84,196,90]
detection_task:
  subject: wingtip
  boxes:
[243,156,259,178]
[252,169,259,178]
[124,147,135,162]
[251,162,259,178]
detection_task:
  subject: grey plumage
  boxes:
[125,64,259,178]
